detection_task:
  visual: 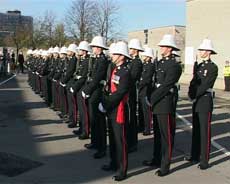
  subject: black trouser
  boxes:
[191,111,212,166]
[52,81,60,110]
[152,114,161,164]
[47,78,52,105]
[41,76,47,98]
[28,71,32,85]
[31,73,36,90]
[155,113,175,172]
[138,96,152,133]
[88,87,106,152]
[108,114,128,176]
[224,76,230,91]
[127,86,138,149]
[35,74,41,93]
[59,85,68,116]
[67,90,78,124]
[77,90,89,135]
[19,62,24,73]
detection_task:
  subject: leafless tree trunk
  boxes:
[53,24,67,47]
[65,0,97,42]
[94,0,120,43]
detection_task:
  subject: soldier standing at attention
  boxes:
[59,44,78,123]
[81,36,109,159]
[145,34,182,176]
[138,47,155,136]
[127,38,144,153]
[69,41,90,132]
[186,39,218,170]
[99,41,131,181]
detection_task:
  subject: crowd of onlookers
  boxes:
[0,48,25,76]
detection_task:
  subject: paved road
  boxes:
[0,74,229,184]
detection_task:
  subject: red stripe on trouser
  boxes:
[83,98,89,135]
[167,114,172,159]
[72,94,77,123]
[149,106,153,129]
[56,83,60,108]
[122,124,127,174]
[39,77,41,92]
[207,112,211,160]
[64,89,68,113]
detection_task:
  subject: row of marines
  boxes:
[26,35,218,181]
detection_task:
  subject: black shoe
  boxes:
[57,112,64,118]
[68,122,77,128]
[142,159,160,167]
[73,129,82,135]
[184,156,199,164]
[78,134,89,140]
[63,118,70,124]
[94,151,106,159]
[143,131,151,136]
[112,174,127,181]
[155,169,169,177]
[198,164,209,170]
[128,146,137,153]
[84,143,96,150]
[101,164,117,171]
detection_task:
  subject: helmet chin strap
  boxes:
[113,55,124,66]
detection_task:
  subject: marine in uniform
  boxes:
[99,41,130,181]
[144,35,182,176]
[81,36,109,159]
[68,41,89,131]
[186,39,218,170]
[59,45,77,121]
[127,38,144,153]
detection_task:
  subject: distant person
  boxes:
[224,60,230,91]
[18,51,25,73]
[11,51,16,71]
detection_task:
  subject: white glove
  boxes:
[52,79,57,82]
[156,84,161,88]
[82,91,90,99]
[98,103,106,113]
[70,87,74,93]
[60,82,66,87]
[188,97,196,103]
[36,72,39,75]
[145,96,151,107]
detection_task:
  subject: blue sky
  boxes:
[0,0,185,37]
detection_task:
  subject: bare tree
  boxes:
[65,0,98,42]
[32,11,61,49]
[42,10,56,47]
[94,0,120,43]
[4,25,32,62]
[53,23,67,47]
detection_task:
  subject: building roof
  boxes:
[128,25,186,33]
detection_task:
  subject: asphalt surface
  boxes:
[0,74,229,184]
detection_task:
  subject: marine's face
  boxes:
[92,47,102,55]
[112,54,125,65]
[67,51,74,57]
[160,46,172,57]
[199,50,211,59]
[129,48,138,57]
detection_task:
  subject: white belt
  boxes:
[75,75,82,80]
[100,80,106,86]
[206,88,213,93]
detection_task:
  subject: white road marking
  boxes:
[0,74,16,86]
[176,112,230,157]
